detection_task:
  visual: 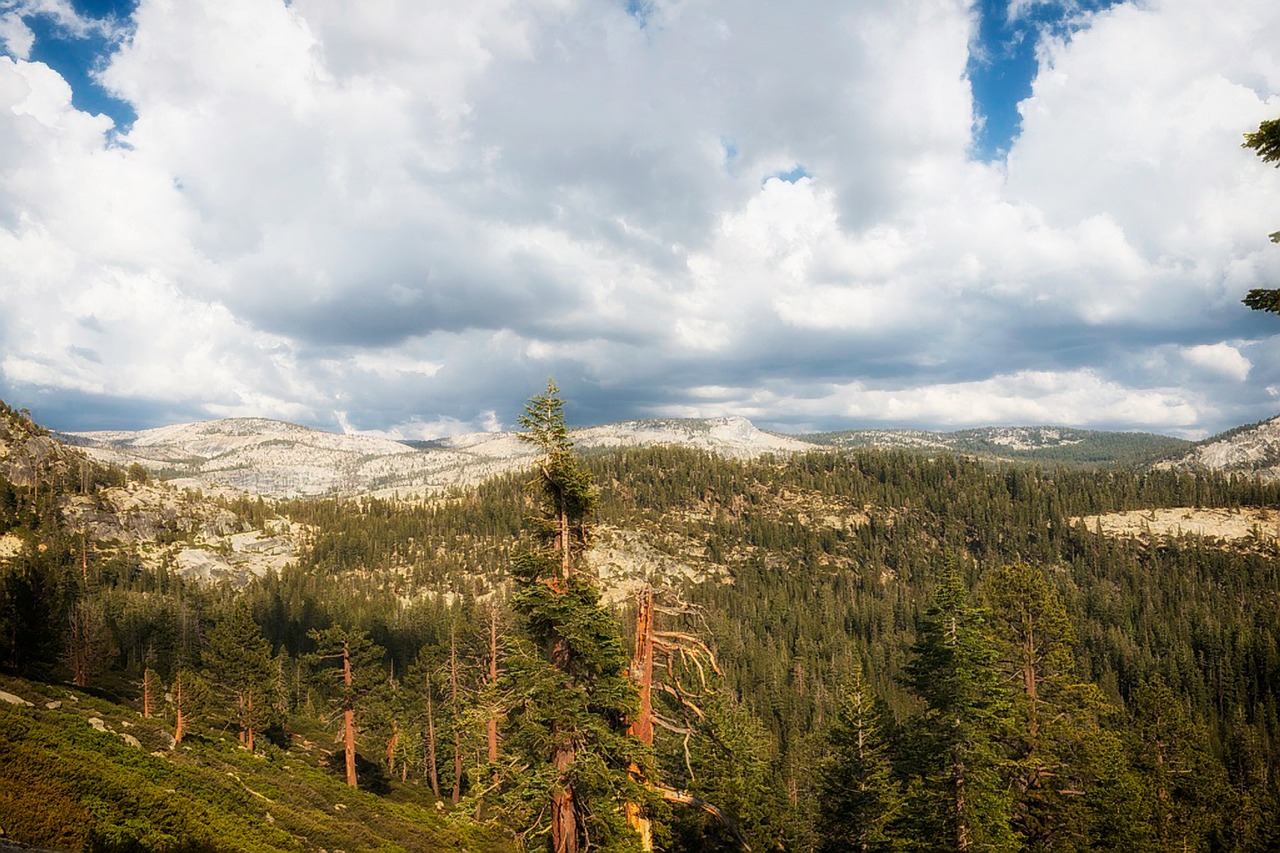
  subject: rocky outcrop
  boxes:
[1156,415,1280,481]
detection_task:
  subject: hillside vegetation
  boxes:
[3,395,1280,851]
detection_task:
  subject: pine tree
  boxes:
[984,562,1138,850]
[902,565,1017,852]
[1129,675,1229,851]
[308,625,388,788]
[204,604,275,751]
[498,381,644,852]
[817,662,901,853]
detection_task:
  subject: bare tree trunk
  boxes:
[68,607,86,687]
[426,675,441,799]
[143,669,153,719]
[344,640,357,788]
[246,691,256,752]
[387,718,399,774]
[174,673,187,745]
[488,607,500,764]
[626,586,656,849]
[450,629,462,805]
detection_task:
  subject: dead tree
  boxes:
[625,584,750,851]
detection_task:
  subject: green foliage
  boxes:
[900,565,1017,851]
[1129,675,1230,850]
[816,663,901,853]
[1242,288,1280,314]
[204,603,277,749]
[495,382,644,852]
[0,682,510,852]
[306,625,390,786]
[6,397,1280,850]
[1243,117,1280,168]
[1241,115,1280,312]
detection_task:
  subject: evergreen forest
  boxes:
[3,391,1280,852]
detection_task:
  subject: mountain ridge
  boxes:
[53,412,1203,498]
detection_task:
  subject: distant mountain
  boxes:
[59,414,1198,498]
[802,425,1190,466]
[1,403,300,588]
[1156,414,1280,480]
[61,415,815,498]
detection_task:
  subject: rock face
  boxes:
[574,416,814,459]
[1157,415,1280,481]
[0,404,77,491]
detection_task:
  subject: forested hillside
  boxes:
[3,394,1280,851]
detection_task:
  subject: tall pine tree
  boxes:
[816,661,901,853]
[498,381,644,852]
[902,564,1016,851]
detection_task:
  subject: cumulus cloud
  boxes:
[1182,343,1252,383]
[1,0,1279,438]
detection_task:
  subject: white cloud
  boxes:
[1183,343,1252,382]
[0,13,34,59]
[1,0,1279,436]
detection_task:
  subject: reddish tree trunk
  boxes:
[450,630,462,805]
[488,608,500,764]
[344,641,357,788]
[426,676,441,799]
[625,586,656,848]
[552,743,578,853]
[246,691,256,752]
[174,673,187,745]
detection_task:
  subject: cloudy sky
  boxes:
[1,0,1278,439]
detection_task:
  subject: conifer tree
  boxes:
[817,662,901,853]
[902,565,1016,851]
[308,625,388,788]
[498,381,644,852]
[1241,116,1280,313]
[1129,675,1229,851]
[204,604,275,751]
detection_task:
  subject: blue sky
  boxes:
[15,0,135,126]
[968,0,1124,160]
[1,0,1278,438]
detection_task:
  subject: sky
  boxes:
[1,0,1279,440]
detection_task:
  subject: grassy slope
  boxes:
[0,675,508,853]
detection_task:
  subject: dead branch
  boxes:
[653,785,752,852]
[652,632,723,676]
